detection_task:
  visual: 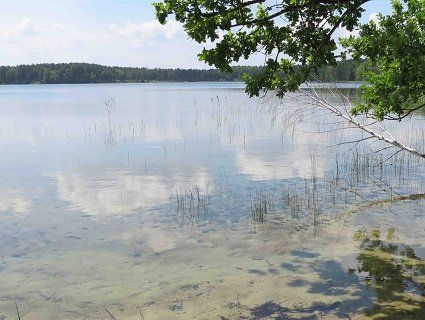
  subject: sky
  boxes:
[0,0,393,68]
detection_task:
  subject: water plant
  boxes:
[352,228,425,318]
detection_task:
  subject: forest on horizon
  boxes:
[0,59,366,85]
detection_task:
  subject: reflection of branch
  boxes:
[338,193,425,218]
[106,309,118,320]
[15,303,21,320]
[370,173,401,197]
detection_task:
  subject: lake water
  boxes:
[0,83,424,319]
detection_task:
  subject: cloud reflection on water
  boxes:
[0,188,33,213]
[236,148,327,181]
[56,167,213,216]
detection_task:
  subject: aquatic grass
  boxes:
[64,88,423,229]
[249,188,277,224]
[171,184,213,224]
[248,147,423,231]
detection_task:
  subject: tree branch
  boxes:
[300,85,425,159]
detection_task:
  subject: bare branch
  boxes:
[298,85,425,159]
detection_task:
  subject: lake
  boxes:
[0,82,424,319]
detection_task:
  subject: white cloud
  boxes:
[369,12,380,24]
[0,16,203,68]
[51,22,66,32]
[0,18,39,39]
[334,12,379,43]
[335,27,359,39]
[108,20,183,39]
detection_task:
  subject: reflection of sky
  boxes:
[0,83,423,219]
[236,147,328,180]
[0,188,33,213]
[56,167,213,217]
[56,172,169,216]
[0,83,423,318]
[0,83,423,320]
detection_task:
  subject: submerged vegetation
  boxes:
[0,0,424,318]
[0,82,424,319]
[353,228,425,319]
[172,184,213,225]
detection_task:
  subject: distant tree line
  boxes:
[0,60,367,85]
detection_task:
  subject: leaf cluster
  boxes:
[154,0,425,120]
[154,0,368,97]
[342,0,425,120]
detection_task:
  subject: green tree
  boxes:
[0,62,361,85]
[341,0,425,120]
[153,0,425,120]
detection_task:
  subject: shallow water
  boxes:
[0,82,424,319]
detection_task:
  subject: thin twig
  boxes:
[15,303,21,320]
[299,87,425,159]
[106,309,118,320]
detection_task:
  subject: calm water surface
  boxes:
[0,83,424,319]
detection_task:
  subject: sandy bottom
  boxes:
[1,200,424,320]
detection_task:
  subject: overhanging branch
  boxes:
[299,85,425,159]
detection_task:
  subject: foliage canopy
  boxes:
[154,0,425,120]
[342,0,425,120]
